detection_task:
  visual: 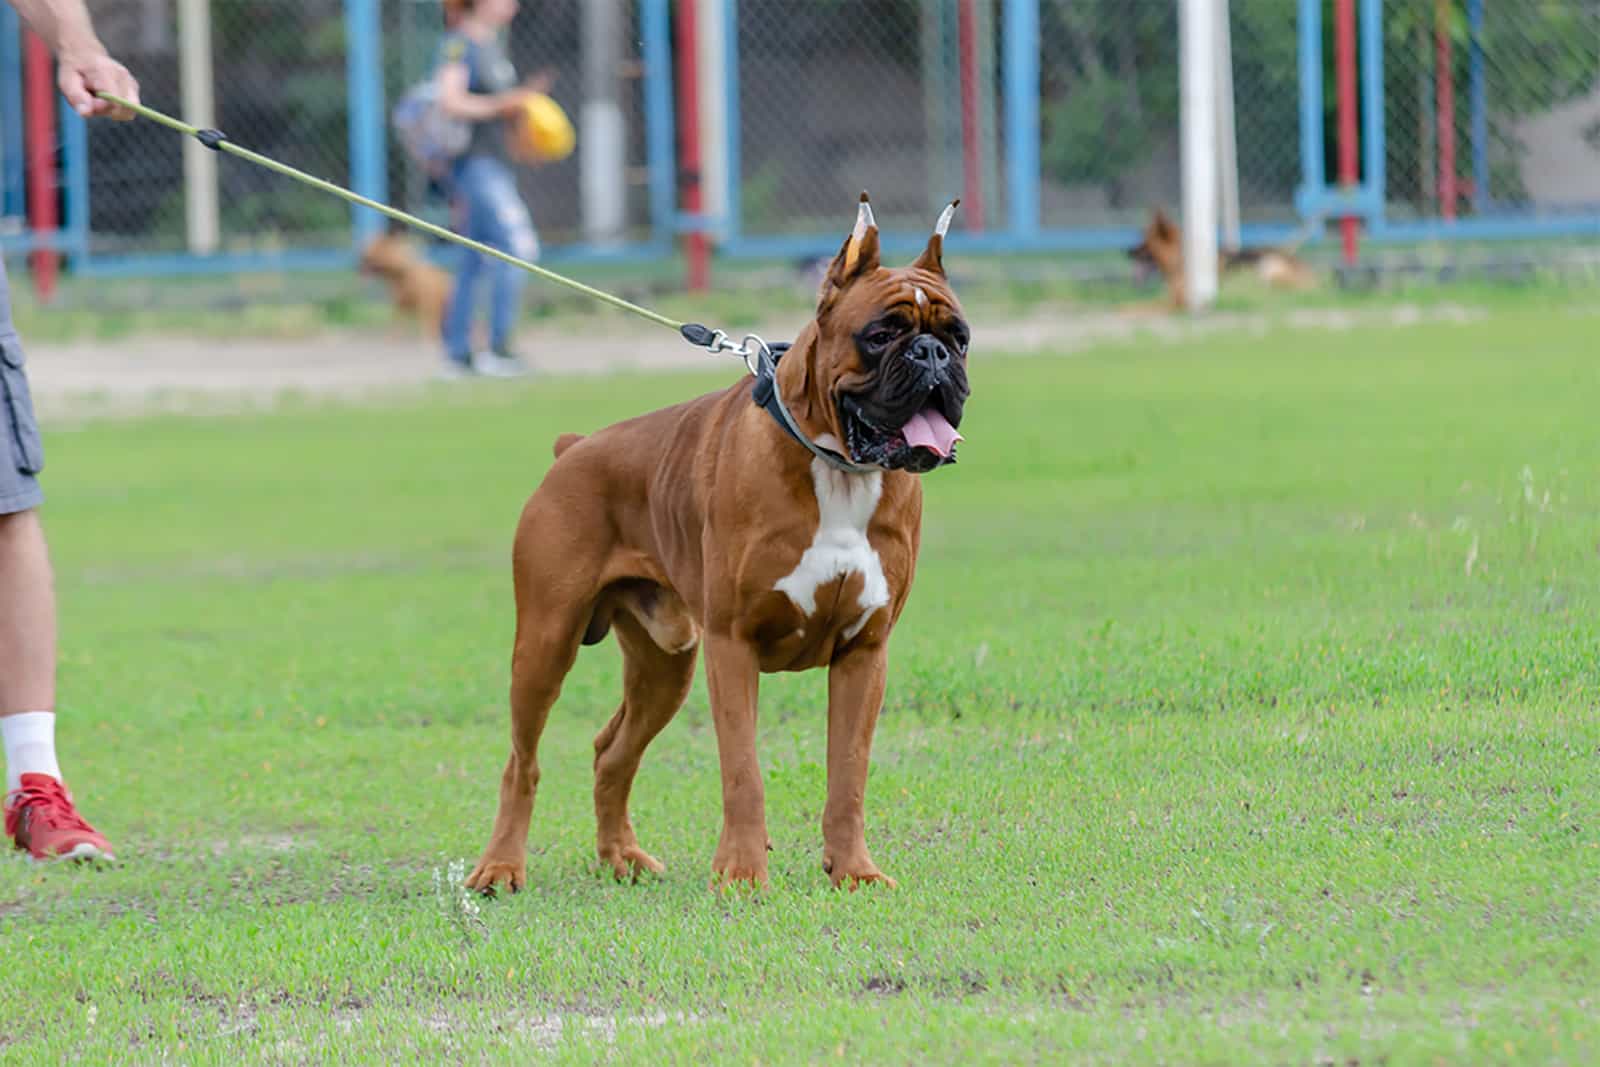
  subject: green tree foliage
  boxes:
[1040,0,1598,212]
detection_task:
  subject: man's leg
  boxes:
[0,269,113,861]
[0,251,55,758]
[0,513,114,864]
[0,508,60,790]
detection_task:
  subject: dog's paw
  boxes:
[464,856,526,896]
[709,866,769,892]
[599,842,665,883]
[823,853,897,891]
[710,840,770,891]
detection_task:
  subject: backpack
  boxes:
[392,79,469,179]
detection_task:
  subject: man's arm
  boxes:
[6,0,139,119]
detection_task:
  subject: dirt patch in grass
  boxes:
[29,303,1487,421]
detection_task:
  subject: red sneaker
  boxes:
[4,773,115,863]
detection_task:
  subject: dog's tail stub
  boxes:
[553,433,585,459]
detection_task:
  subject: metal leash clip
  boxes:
[679,324,772,377]
[735,333,772,376]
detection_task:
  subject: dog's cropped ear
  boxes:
[911,199,959,276]
[820,193,881,305]
[1151,208,1178,240]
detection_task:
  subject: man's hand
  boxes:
[57,43,139,120]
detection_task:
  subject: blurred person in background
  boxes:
[2,0,138,862]
[435,0,551,379]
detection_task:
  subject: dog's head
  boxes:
[359,226,423,280]
[1127,208,1183,281]
[793,194,971,474]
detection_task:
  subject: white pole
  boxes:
[580,0,626,247]
[1180,0,1219,309]
[178,0,218,255]
[696,0,728,241]
[1214,0,1241,250]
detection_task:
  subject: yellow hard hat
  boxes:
[515,93,575,162]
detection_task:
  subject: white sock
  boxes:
[2,711,61,793]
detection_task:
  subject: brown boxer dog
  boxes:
[465,194,970,893]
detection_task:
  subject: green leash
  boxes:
[95,91,731,344]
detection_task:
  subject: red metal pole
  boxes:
[24,31,58,301]
[1435,0,1457,221]
[1335,0,1359,266]
[674,0,710,293]
[957,0,985,232]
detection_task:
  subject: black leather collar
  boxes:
[750,342,877,474]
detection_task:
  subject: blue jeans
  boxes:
[442,156,539,361]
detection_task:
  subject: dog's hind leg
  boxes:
[463,612,586,895]
[465,496,606,895]
[592,597,698,880]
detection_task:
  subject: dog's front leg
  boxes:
[822,641,896,889]
[704,633,770,889]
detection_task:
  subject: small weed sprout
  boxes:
[433,859,488,946]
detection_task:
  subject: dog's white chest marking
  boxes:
[774,445,890,641]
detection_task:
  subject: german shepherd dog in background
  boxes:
[1127,208,1316,309]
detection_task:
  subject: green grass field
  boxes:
[3,300,1597,1063]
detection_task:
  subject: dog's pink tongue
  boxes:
[900,407,963,457]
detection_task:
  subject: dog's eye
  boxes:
[949,325,970,352]
[864,328,899,348]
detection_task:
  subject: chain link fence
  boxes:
[735,2,945,236]
[1037,0,1180,230]
[733,0,1306,242]
[74,0,1317,266]
[1383,0,1600,223]
[79,0,184,255]
[79,0,663,258]
[1033,0,1300,230]
[29,1,1600,270]
[85,0,354,256]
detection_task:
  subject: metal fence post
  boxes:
[641,0,675,254]
[1359,0,1385,231]
[345,0,387,250]
[720,0,740,248]
[59,99,88,262]
[0,5,22,227]
[1296,0,1326,217]
[178,0,219,255]
[1002,0,1039,241]
[1181,0,1220,306]
[1467,0,1487,213]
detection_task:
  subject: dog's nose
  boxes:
[906,335,950,374]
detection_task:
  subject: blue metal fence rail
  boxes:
[345,0,387,250]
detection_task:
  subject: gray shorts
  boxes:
[0,257,44,515]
